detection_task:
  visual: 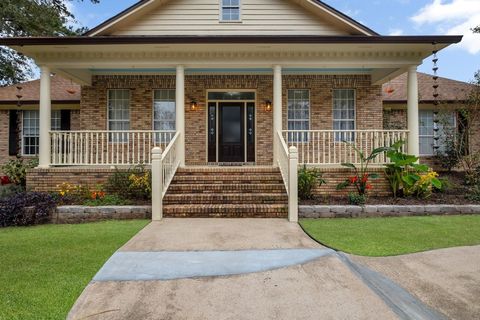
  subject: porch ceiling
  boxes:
[2,35,462,86]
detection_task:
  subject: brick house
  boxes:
[0,0,462,219]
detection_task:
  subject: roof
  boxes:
[84,0,379,37]
[383,72,475,103]
[0,35,463,46]
[0,75,80,104]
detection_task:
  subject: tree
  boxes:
[0,0,98,86]
[473,26,480,33]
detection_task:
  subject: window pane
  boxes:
[108,89,130,142]
[287,89,310,142]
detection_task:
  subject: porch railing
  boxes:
[282,130,409,166]
[151,132,181,220]
[276,130,298,222]
[49,130,176,166]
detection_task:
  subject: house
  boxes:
[0,0,462,220]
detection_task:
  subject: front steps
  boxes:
[163,167,288,218]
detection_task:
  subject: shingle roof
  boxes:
[0,75,80,103]
[383,72,475,103]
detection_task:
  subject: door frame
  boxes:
[205,89,257,164]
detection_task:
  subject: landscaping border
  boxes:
[53,206,151,224]
[300,205,480,218]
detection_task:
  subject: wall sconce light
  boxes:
[265,100,272,112]
[190,100,198,111]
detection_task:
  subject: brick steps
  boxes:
[163,204,288,218]
[163,193,287,205]
[164,167,288,218]
[167,184,286,193]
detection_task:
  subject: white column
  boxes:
[176,65,185,167]
[407,66,420,157]
[151,147,163,221]
[288,146,298,222]
[273,65,283,166]
[38,66,51,168]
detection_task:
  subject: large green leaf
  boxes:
[341,163,356,169]
[369,173,380,179]
[431,178,442,189]
[402,174,420,186]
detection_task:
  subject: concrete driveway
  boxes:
[68,219,479,320]
[68,219,398,320]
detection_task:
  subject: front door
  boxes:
[218,102,245,162]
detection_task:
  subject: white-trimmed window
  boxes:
[108,89,130,142]
[333,89,356,141]
[287,89,310,142]
[22,110,61,155]
[153,90,176,131]
[220,0,240,22]
[419,110,456,156]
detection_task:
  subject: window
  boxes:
[22,110,61,155]
[287,90,310,142]
[419,110,456,156]
[108,89,130,142]
[333,89,355,141]
[153,90,176,142]
[221,0,240,21]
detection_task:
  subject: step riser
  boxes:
[172,179,284,184]
[164,213,287,218]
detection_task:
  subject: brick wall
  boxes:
[79,74,382,165]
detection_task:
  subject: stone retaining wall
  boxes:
[52,206,151,224]
[300,205,480,218]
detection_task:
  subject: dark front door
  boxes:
[219,102,245,162]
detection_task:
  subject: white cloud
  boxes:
[389,28,404,36]
[411,0,480,54]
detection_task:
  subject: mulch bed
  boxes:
[301,171,480,206]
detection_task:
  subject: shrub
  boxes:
[466,185,480,202]
[336,142,389,201]
[0,184,25,200]
[404,170,442,199]
[56,182,90,205]
[1,158,38,186]
[106,166,151,200]
[298,166,326,200]
[82,194,131,206]
[0,192,57,227]
[348,193,366,206]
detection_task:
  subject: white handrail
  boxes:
[276,130,290,195]
[282,129,409,166]
[276,130,298,222]
[49,130,176,166]
[161,131,181,198]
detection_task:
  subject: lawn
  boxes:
[0,220,149,320]
[300,215,480,257]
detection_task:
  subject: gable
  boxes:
[89,0,374,36]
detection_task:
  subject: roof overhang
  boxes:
[0,35,462,86]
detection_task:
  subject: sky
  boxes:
[68,0,480,83]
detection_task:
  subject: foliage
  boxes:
[0,192,57,227]
[0,176,11,185]
[435,71,480,185]
[298,166,326,200]
[336,142,389,198]
[56,182,90,204]
[0,0,99,86]
[0,221,148,319]
[384,140,435,198]
[300,215,480,257]
[348,193,366,206]
[404,170,442,199]
[105,166,152,200]
[466,184,480,202]
[82,194,131,206]
[0,184,24,200]
[1,158,38,186]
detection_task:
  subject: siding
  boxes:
[110,0,350,36]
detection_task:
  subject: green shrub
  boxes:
[466,184,480,202]
[348,193,366,206]
[298,166,326,200]
[0,192,57,227]
[0,184,24,200]
[82,195,131,206]
[106,166,151,200]
[1,158,38,186]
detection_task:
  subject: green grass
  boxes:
[0,220,149,320]
[300,215,480,257]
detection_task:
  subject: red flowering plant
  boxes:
[336,142,389,204]
[0,176,11,185]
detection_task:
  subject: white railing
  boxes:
[50,130,176,166]
[282,130,408,166]
[276,130,298,223]
[151,132,181,221]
